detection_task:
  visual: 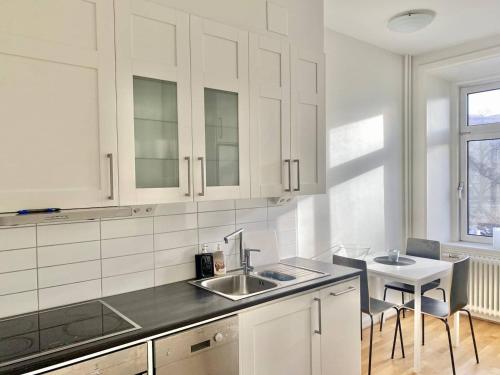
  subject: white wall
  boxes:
[297,30,404,258]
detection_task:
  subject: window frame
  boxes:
[459,81,500,243]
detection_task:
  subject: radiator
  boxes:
[443,247,500,322]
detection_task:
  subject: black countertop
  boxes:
[1,257,361,375]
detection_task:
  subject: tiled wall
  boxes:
[0,199,297,319]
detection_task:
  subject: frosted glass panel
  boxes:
[133,76,179,188]
[204,88,239,186]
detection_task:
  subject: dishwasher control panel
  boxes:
[154,316,239,372]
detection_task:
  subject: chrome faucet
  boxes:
[223,228,261,275]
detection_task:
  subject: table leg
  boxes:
[453,311,460,347]
[413,284,422,373]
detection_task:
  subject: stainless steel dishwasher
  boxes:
[154,316,238,375]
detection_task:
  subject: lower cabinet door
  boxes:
[319,278,361,375]
[239,291,321,375]
[43,344,148,375]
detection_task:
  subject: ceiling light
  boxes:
[388,10,436,33]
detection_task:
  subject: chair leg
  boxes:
[391,308,401,359]
[360,312,363,341]
[438,287,447,302]
[368,314,374,375]
[380,287,388,331]
[391,308,405,359]
[443,319,457,375]
[398,310,405,358]
[401,292,406,318]
[461,309,479,364]
[422,314,425,346]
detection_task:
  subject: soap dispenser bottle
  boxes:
[195,244,214,279]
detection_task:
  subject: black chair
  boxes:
[380,238,446,336]
[332,255,405,375]
[392,257,479,375]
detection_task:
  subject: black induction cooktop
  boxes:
[0,300,140,367]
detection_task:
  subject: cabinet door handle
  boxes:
[284,159,291,192]
[185,156,191,197]
[330,286,357,297]
[106,153,114,200]
[293,159,300,191]
[198,157,205,196]
[314,297,322,335]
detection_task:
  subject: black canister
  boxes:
[195,253,214,279]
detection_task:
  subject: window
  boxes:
[460,82,500,242]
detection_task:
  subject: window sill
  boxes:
[443,241,500,258]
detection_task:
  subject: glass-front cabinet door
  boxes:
[115,1,192,204]
[133,77,179,189]
[190,16,250,200]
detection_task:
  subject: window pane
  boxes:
[204,88,239,187]
[467,138,500,236]
[133,76,179,189]
[468,89,500,126]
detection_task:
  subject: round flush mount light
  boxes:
[388,10,436,33]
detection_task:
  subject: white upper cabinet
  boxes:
[290,48,326,195]
[249,34,291,198]
[190,16,250,201]
[115,0,193,205]
[0,0,118,211]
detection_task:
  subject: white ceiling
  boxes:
[324,0,500,55]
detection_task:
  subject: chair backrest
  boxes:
[332,255,369,314]
[406,238,440,260]
[449,257,470,315]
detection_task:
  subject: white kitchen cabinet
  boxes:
[239,291,321,375]
[249,40,325,198]
[290,48,326,195]
[249,33,291,198]
[115,0,193,205]
[0,0,118,211]
[319,279,362,375]
[190,16,251,201]
[239,278,360,375]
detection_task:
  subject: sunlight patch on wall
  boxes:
[329,115,384,168]
[328,166,385,252]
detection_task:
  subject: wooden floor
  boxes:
[362,311,500,375]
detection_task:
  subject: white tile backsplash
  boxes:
[197,200,235,212]
[197,210,235,228]
[39,280,101,310]
[154,213,197,233]
[102,270,154,297]
[155,246,198,268]
[0,291,38,318]
[155,263,195,286]
[0,198,297,318]
[101,235,153,258]
[102,253,154,278]
[0,248,37,273]
[155,229,198,251]
[37,222,100,246]
[236,207,267,224]
[0,226,36,251]
[38,241,101,267]
[101,217,153,239]
[198,224,236,244]
[0,270,37,296]
[38,260,101,288]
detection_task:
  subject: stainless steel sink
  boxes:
[189,263,328,301]
[193,274,278,300]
